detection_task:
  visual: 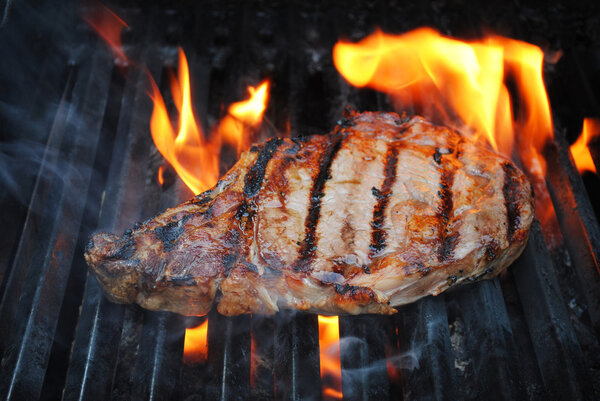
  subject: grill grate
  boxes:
[1,1,600,400]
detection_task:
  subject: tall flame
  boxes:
[318,315,343,400]
[149,48,269,195]
[333,28,553,172]
[83,2,130,64]
[149,48,220,195]
[571,118,600,174]
[184,320,208,364]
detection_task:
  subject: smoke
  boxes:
[0,0,81,207]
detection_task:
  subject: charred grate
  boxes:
[1,1,600,400]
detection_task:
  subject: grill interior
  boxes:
[1,1,600,400]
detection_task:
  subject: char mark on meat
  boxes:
[436,155,456,262]
[294,133,345,273]
[369,142,402,258]
[502,161,523,243]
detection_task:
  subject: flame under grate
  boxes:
[1,1,600,401]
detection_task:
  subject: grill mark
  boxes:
[436,144,458,262]
[502,162,521,243]
[243,138,284,198]
[228,139,285,276]
[369,143,401,258]
[235,138,285,224]
[295,134,345,272]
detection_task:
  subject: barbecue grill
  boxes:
[1,1,600,400]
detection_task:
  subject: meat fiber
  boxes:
[85,111,534,316]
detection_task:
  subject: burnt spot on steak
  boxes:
[433,147,443,164]
[153,215,191,251]
[439,233,460,262]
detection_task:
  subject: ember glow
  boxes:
[318,315,343,400]
[571,118,600,174]
[334,27,556,234]
[83,2,129,64]
[184,320,208,364]
[149,48,269,195]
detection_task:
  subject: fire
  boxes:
[333,28,553,171]
[333,28,557,237]
[83,2,130,64]
[149,49,220,195]
[149,48,269,195]
[216,81,271,156]
[157,165,166,187]
[571,118,600,174]
[318,315,343,400]
[184,320,208,364]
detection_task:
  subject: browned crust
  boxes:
[85,111,534,316]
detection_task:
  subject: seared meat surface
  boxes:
[86,111,534,316]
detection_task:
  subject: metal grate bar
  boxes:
[511,222,596,400]
[500,272,548,400]
[131,311,185,401]
[0,64,78,354]
[61,49,161,401]
[446,279,524,400]
[250,315,276,401]
[395,296,458,401]
[0,48,113,400]
[339,315,390,401]
[205,312,251,401]
[274,312,321,401]
[544,136,600,334]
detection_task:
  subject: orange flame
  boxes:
[318,315,343,400]
[83,2,129,64]
[216,81,271,156]
[184,320,208,364]
[149,48,221,195]
[571,118,600,174]
[149,49,269,195]
[333,28,553,171]
[157,165,166,187]
[333,28,557,238]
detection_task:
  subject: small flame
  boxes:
[184,320,208,364]
[83,2,129,64]
[318,315,343,400]
[149,49,269,195]
[216,81,270,156]
[571,118,600,174]
[157,165,166,187]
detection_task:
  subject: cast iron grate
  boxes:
[0,1,600,400]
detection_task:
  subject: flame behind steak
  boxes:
[85,112,534,316]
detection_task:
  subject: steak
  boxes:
[85,111,534,316]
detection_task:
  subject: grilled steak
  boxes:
[85,111,534,316]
